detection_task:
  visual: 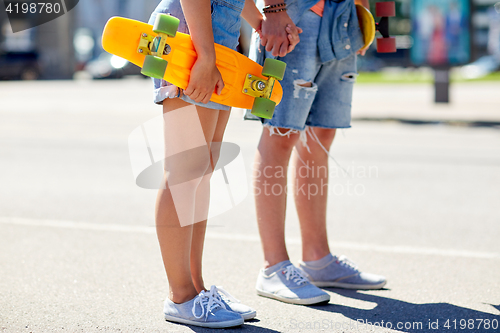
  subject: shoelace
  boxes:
[337,255,359,272]
[192,286,226,320]
[214,286,240,304]
[283,265,309,285]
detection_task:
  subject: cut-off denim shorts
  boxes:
[262,10,358,130]
[149,0,244,111]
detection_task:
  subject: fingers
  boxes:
[267,33,289,57]
[271,40,285,57]
[357,48,367,56]
[286,24,302,37]
[184,80,224,104]
[184,84,195,98]
[285,25,300,53]
[215,78,224,96]
[201,92,211,104]
[184,85,206,103]
[186,90,201,103]
[265,36,275,52]
[260,35,268,47]
[262,28,290,56]
[256,29,263,39]
[278,42,288,57]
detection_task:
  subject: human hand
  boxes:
[285,24,302,53]
[184,56,224,104]
[260,11,301,57]
[357,47,368,56]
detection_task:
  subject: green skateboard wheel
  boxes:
[251,97,276,119]
[262,58,286,81]
[141,55,168,79]
[153,14,180,37]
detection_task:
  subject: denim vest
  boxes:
[251,0,364,64]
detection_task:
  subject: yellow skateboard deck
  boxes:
[102,16,283,111]
[356,4,376,51]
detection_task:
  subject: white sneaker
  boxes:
[256,260,330,305]
[215,286,257,320]
[299,254,387,289]
[163,286,244,328]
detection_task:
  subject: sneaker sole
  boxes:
[256,289,330,305]
[312,280,387,290]
[164,315,244,328]
[241,310,257,321]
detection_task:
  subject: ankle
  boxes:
[302,249,331,262]
[168,287,198,304]
[193,281,206,293]
[264,256,290,269]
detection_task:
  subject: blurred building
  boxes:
[75,0,158,61]
[361,0,500,70]
[0,0,157,79]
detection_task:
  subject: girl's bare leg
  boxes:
[155,98,221,303]
[190,109,231,292]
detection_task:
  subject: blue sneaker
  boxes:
[163,286,244,328]
[256,260,330,305]
[299,254,387,290]
[215,286,257,320]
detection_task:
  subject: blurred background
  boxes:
[0,0,499,82]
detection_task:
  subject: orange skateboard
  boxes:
[102,15,285,119]
[356,2,397,53]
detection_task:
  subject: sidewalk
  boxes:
[1,79,499,124]
[351,82,500,124]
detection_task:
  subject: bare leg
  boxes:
[190,109,231,292]
[292,127,336,262]
[254,127,300,268]
[155,98,222,303]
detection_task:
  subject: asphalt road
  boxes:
[1,80,499,333]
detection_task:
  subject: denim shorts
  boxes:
[149,0,244,111]
[263,10,358,130]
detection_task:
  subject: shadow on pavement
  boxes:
[308,289,499,333]
[169,319,282,333]
[354,118,500,129]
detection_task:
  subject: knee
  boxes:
[164,145,211,186]
[260,127,300,155]
[313,128,336,144]
[302,128,336,154]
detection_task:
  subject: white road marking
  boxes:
[1,216,499,260]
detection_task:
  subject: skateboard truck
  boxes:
[243,58,286,119]
[242,74,276,100]
[138,33,171,56]
[137,14,180,79]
